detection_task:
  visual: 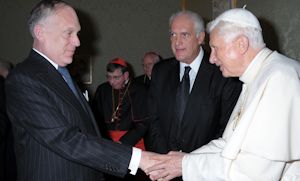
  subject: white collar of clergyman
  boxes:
[125,78,129,85]
[33,48,58,69]
[239,48,273,84]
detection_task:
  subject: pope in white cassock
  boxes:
[146,7,300,181]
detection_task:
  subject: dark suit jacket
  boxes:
[0,76,7,179]
[134,74,150,89]
[5,50,132,181]
[92,80,148,146]
[147,52,242,153]
[0,76,17,181]
[0,77,6,143]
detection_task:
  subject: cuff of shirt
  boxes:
[128,147,142,175]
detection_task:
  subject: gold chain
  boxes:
[111,81,131,123]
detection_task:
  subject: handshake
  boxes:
[139,151,187,181]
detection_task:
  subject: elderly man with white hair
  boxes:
[145,8,300,181]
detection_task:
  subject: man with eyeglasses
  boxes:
[92,58,149,181]
[135,52,162,88]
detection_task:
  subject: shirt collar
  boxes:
[33,48,59,69]
[179,47,204,75]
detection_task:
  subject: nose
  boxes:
[108,79,115,86]
[73,35,80,47]
[209,51,217,64]
[175,36,183,46]
[171,34,182,47]
[144,65,150,71]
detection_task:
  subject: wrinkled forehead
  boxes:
[144,55,156,63]
[53,5,78,20]
[209,28,225,46]
[171,15,194,30]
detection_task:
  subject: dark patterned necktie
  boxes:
[176,66,191,122]
[58,66,78,98]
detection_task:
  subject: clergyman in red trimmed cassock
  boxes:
[92,58,148,151]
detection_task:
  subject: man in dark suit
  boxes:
[135,52,161,88]
[5,1,155,181]
[146,10,242,165]
[0,60,16,181]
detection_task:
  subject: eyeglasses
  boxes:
[142,63,155,68]
[106,74,123,81]
[169,32,192,41]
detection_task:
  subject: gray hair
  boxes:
[143,52,162,63]
[207,20,265,50]
[28,0,69,38]
[169,10,204,37]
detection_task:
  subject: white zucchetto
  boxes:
[208,8,262,31]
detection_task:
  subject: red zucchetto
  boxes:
[110,58,128,67]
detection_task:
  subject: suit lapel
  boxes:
[189,52,211,99]
[181,53,212,120]
[42,66,86,114]
[28,50,100,136]
[168,60,181,120]
[74,85,101,136]
[170,60,181,94]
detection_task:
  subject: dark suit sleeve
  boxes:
[0,78,8,143]
[143,65,168,153]
[6,71,132,177]
[119,121,147,146]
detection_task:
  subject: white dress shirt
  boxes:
[179,47,204,92]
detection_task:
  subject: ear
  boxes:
[123,71,130,80]
[33,24,44,40]
[197,32,205,45]
[236,35,249,54]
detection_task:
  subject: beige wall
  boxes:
[187,0,300,62]
[185,0,212,51]
[0,0,181,94]
[0,0,299,95]
[237,0,300,61]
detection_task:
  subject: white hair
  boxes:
[169,10,205,37]
[207,20,265,50]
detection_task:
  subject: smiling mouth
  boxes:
[176,47,184,51]
[176,49,186,56]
